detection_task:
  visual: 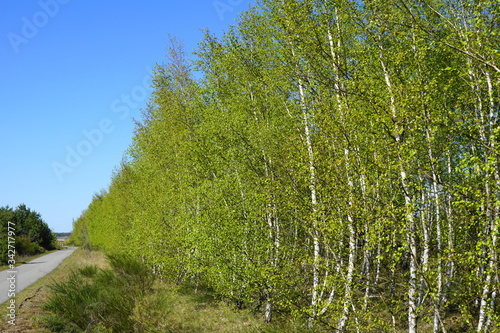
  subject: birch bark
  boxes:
[379,42,418,333]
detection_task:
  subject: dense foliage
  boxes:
[72,0,500,331]
[0,204,56,262]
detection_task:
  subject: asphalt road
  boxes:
[0,247,77,304]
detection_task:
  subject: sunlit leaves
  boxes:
[73,0,500,330]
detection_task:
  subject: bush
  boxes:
[44,253,155,333]
[107,253,155,295]
[0,205,56,262]
[15,236,41,256]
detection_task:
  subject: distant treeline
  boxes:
[55,232,72,238]
[71,0,500,332]
[0,204,57,262]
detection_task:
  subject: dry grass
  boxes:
[132,283,265,333]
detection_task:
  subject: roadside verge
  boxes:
[0,248,104,333]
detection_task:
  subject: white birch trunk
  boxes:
[404,172,418,333]
[285,36,321,327]
[484,70,499,331]
[297,78,320,327]
[262,150,280,323]
[419,185,429,308]
[379,43,417,333]
[445,153,455,298]
[432,162,443,333]
[422,107,444,333]
[477,70,499,333]
[327,17,358,331]
[337,148,357,332]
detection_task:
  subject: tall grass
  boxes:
[43,253,153,333]
[43,251,305,332]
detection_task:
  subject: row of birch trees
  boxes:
[71,0,500,331]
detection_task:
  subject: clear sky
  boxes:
[0,0,254,232]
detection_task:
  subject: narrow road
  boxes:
[0,247,77,304]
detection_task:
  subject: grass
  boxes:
[0,249,108,333]
[0,248,303,332]
[0,248,483,332]
[132,284,263,333]
[43,252,154,332]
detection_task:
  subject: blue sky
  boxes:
[0,0,254,232]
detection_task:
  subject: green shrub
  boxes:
[15,236,41,256]
[44,253,155,332]
[107,253,155,294]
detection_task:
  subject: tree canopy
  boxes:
[1,204,56,261]
[72,1,500,331]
